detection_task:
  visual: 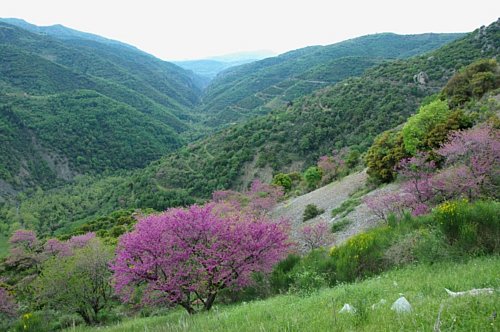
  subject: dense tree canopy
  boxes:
[112,204,290,314]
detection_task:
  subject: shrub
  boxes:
[270,254,301,294]
[434,199,500,254]
[402,100,451,155]
[303,204,325,222]
[329,227,393,282]
[331,218,352,233]
[291,249,336,287]
[298,221,332,251]
[365,129,408,183]
[289,270,326,296]
[303,166,323,189]
[272,173,292,192]
[331,198,361,218]
[12,311,55,332]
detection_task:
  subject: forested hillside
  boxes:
[0,21,203,191]
[1,20,497,238]
[198,33,464,127]
[148,20,499,196]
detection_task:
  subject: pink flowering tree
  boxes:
[317,148,348,184]
[0,285,17,319]
[112,204,290,314]
[212,180,283,217]
[436,125,499,199]
[397,153,436,204]
[364,191,412,221]
[298,221,332,252]
[5,230,41,271]
[247,179,284,215]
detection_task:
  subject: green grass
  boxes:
[331,198,361,218]
[331,218,352,233]
[74,256,499,332]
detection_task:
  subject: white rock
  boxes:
[338,303,356,314]
[391,296,412,313]
[445,287,494,297]
[371,298,387,310]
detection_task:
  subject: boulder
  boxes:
[391,296,412,313]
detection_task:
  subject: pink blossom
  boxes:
[9,230,38,251]
[111,204,290,314]
[0,286,17,318]
[298,221,331,252]
[68,232,96,249]
[44,238,72,257]
[437,125,499,198]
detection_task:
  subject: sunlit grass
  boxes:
[74,256,499,332]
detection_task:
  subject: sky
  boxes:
[1,0,499,61]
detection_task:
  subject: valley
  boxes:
[0,15,498,332]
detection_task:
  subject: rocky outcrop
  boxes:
[413,71,429,85]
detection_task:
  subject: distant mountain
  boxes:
[0,18,141,51]
[197,32,466,127]
[173,50,275,81]
[0,20,204,191]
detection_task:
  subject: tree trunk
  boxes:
[180,302,196,315]
[204,293,217,311]
[77,309,92,325]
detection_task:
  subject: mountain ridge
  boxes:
[197,32,466,127]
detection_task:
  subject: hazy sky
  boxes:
[2,0,499,60]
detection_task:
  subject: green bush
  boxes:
[272,173,292,192]
[434,200,500,254]
[12,311,55,332]
[331,218,352,233]
[365,129,408,183]
[329,227,393,282]
[289,270,326,296]
[52,313,85,330]
[270,254,301,294]
[331,198,360,218]
[304,166,323,189]
[303,204,325,221]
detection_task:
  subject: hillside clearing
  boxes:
[272,170,399,244]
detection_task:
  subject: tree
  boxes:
[0,285,17,319]
[298,221,331,252]
[112,204,290,314]
[397,154,436,204]
[435,125,499,199]
[402,100,451,155]
[34,237,114,324]
[317,148,348,184]
[304,166,323,189]
[272,173,292,192]
[365,129,408,183]
[443,59,500,108]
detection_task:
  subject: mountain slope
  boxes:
[143,19,499,197]
[198,32,465,127]
[0,21,202,190]
[2,20,497,237]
